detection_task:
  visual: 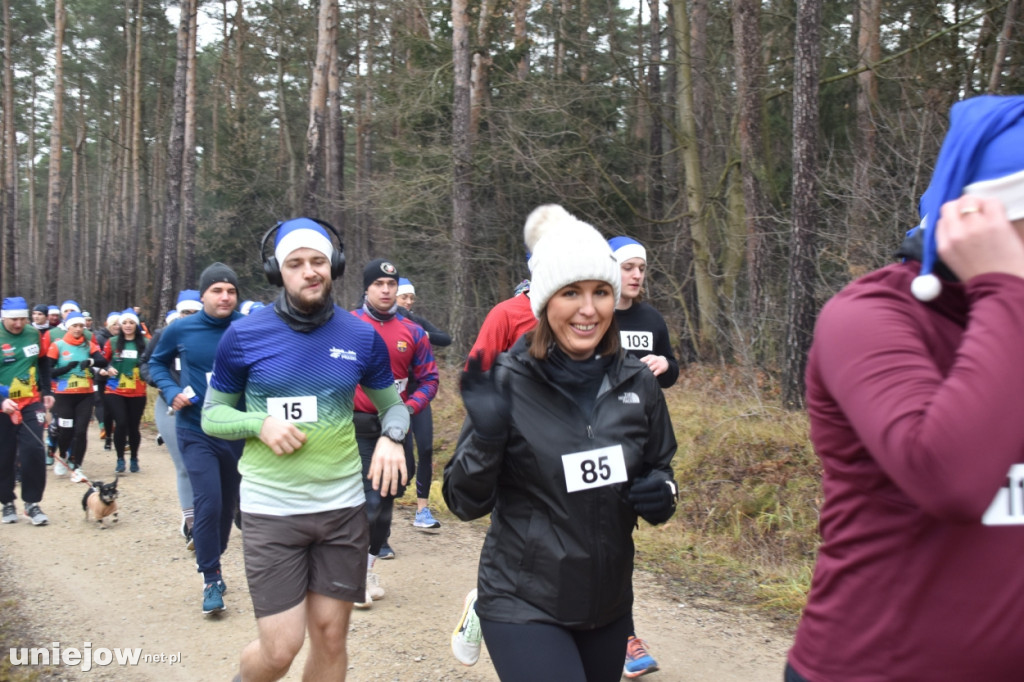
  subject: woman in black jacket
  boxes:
[443,204,678,682]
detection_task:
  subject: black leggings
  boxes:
[408,404,434,499]
[53,393,94,468]
[105,394,147,459]
[479,613,631,682]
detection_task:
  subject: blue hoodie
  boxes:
[146,308,243,434]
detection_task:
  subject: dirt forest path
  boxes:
[1,425,792,681]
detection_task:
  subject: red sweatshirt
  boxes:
[788,261,1024,681]
[467,293,536,371]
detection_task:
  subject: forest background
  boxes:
[0,0,1020,404]
[0,0,1019,619]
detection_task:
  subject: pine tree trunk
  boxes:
[452,0,473,359]
[2,0,16,293]
[731,0,769,343]
[182,2,198,290]
[783,0,823,410]
[671,0,718,359]
[43,0,66,303]
[160,0,191,317]
[303,0,334,217]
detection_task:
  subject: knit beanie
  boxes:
[175,290,202,313]
[912,95,1024,301]
[397,278,415,296]
[2,297,29,318]
[363,258,400,291]
[199,262,239,296]
[608,236,647,264]
[274,218,334,265]
[32,303,48,315]
[524,204,621,319]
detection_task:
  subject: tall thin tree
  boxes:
[159,0,192,315]
[43,0,67,303]
[783,0,823,409]
[452,0,473,357]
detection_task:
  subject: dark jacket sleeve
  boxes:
[138,328,161,386]
[442,421,504,520]
[442,365,510,520]
[404,309,453,347]
[652,314,679,389]
[46,357,73,378]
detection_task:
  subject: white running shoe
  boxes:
[367,571,385,601]
[354,589,373,610]
[70,468,86,483]
[451,588,482,666]
[53,460,67,476]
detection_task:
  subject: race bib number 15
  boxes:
[266,396,319,423]
[562,444,628,493]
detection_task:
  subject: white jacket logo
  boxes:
[329,347,358,361]
[618,392,640,404]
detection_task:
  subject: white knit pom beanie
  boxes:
[523,204,621,319]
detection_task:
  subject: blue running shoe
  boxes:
[115,459,126,473]
[129,458,140,473]
[378,542,396,560]
[203,582,226,615]
[413,507,441,532]
[623,636,659,678]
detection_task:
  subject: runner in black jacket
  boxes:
[444,205,677,682]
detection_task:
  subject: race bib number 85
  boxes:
[562,444,628,493]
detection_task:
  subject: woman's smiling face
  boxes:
[545,279,616,360]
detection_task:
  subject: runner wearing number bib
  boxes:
[201,218,409,681]
[788,96,1024,682]
[444,205,677,682]
[44,311,107,480]
[607,234,680,677]
[100,309,148,473]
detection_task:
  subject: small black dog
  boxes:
[82,477,119,528]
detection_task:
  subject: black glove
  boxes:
[629,474,677,525]
[79,359,94,369]
[459,354,510,442]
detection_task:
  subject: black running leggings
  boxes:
[479,613,631,682]
[53,393,94,468]
[105,394,147,459]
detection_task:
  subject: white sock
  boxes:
[367,553,376,571]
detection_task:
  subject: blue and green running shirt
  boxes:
[203,305,397,515]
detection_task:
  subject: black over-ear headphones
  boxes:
[260,217,346,286]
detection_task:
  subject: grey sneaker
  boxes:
[2,502,17,523]
[24,503,48,526]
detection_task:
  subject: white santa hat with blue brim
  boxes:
[176,289,202,314]
[524,204,621,319]
[274,218,334,266]
[397,278,415,297]
[1,297,29,318]
[119,308,139,325]
[911,95,1024,302]
[608,236,647,264]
